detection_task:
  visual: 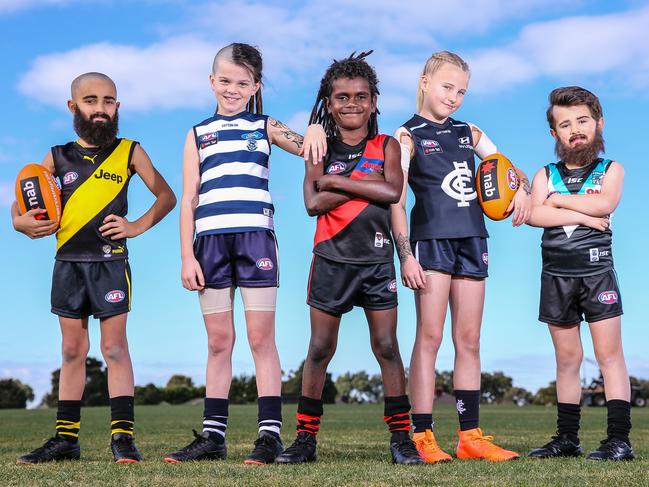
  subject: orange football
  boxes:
[15,163,62,223]
[476,153,519,221]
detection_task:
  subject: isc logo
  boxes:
[256,258,274,270]
[597,291,618,304]
[105,290,126,303]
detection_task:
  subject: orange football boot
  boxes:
[413,429,452,464]
[456,428,519,462]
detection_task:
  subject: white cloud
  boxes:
[468,5,649,93]
[0,0,78,14]
[16,1,648,113]
[0,181,14,207]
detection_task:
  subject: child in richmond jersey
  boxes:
[526,86,633,461]
[391,51,531,463]
[12,72,176,464]
[167,43,324,465]
[276,52,422,465]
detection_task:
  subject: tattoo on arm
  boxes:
[269,118,303,149]
[396,233,412,262]
[520,177,531,196]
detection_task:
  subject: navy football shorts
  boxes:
[194,230,279,289]
[412,237,488,278]
[51,259,131,319]
[307,254,398,317]
[539,269,623,325]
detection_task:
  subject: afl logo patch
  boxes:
[482,252,488,265]
[387,279,397,293]
[105,290,125,303]
[63,172,78,185]
[327,162,347,174]
[598,291,618,304]
[256,258,274,270]
[421,139,443,155]
[507,168,518,190]
[199,131,218,149]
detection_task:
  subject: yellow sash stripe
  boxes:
[111,420,134,425]
[56,139,133,251]
[111,429,134,435]
[125,263,132,310]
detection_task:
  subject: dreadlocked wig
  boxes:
[309,51,380,139]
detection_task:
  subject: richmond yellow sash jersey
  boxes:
[52,138,136,262]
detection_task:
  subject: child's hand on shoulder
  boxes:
[302,124,327,164]
[13,208,58,239]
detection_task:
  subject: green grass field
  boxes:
[1,404,647,486]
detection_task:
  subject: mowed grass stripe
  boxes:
[1,404,647,486]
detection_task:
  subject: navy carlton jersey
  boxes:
[313,135,393,264]
[193,111,273,236]
[52,138,136,262]
[402,114,487,240]
[542,159,613,276]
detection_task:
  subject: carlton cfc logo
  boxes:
[256,258,274,270]
[105,290,125,303]
[598,290,618,304]
[387,279,397,293]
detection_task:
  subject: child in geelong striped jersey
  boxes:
[165,43,324,465]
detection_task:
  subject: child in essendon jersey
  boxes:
[527,86,634,461]
[275,51,422,466]
[11,72,176,464]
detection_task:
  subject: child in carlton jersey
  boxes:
[527,87,633,461]
[167,43,324,465]
[275,51,422,466]
[391,51,531,463]
[12,72,176,463]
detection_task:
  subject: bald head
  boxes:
[71,72,116,99]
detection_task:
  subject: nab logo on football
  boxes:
[598,291,618,304]
[256,258,274,270]
[327,162,347,174]
[387,280,397,293]
[105,290,125,303]
[63,172,78,185]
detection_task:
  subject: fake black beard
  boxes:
[555,129,605,167]
[73,107,119,147]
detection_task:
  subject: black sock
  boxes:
[56,400,81,443]
[411,413,433,434]
[606,399,631,445]
[258,396,282,440]
[384,395,411,440]
[556,402,580,441]
[110,396,134,437]
[454,390,480,431]
[203,397,228,443]
[296,395,323,435]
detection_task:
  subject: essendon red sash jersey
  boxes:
[313,135,393,264]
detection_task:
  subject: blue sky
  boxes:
[1,0,648,405]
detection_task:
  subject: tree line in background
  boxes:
[1,357,648,409]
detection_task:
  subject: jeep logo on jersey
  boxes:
[241,131,263,140]
[387,280,397,293]
[598,291,618,304]
[199,131,218,149]
[421,139,443,155]
[95,169,123,184]
[327,162,347,174]
[63,171,78,185]
[441,161,477,207]
[105,290,125,303]
[256,258,274,270]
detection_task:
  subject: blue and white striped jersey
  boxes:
[193,111,274,236]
